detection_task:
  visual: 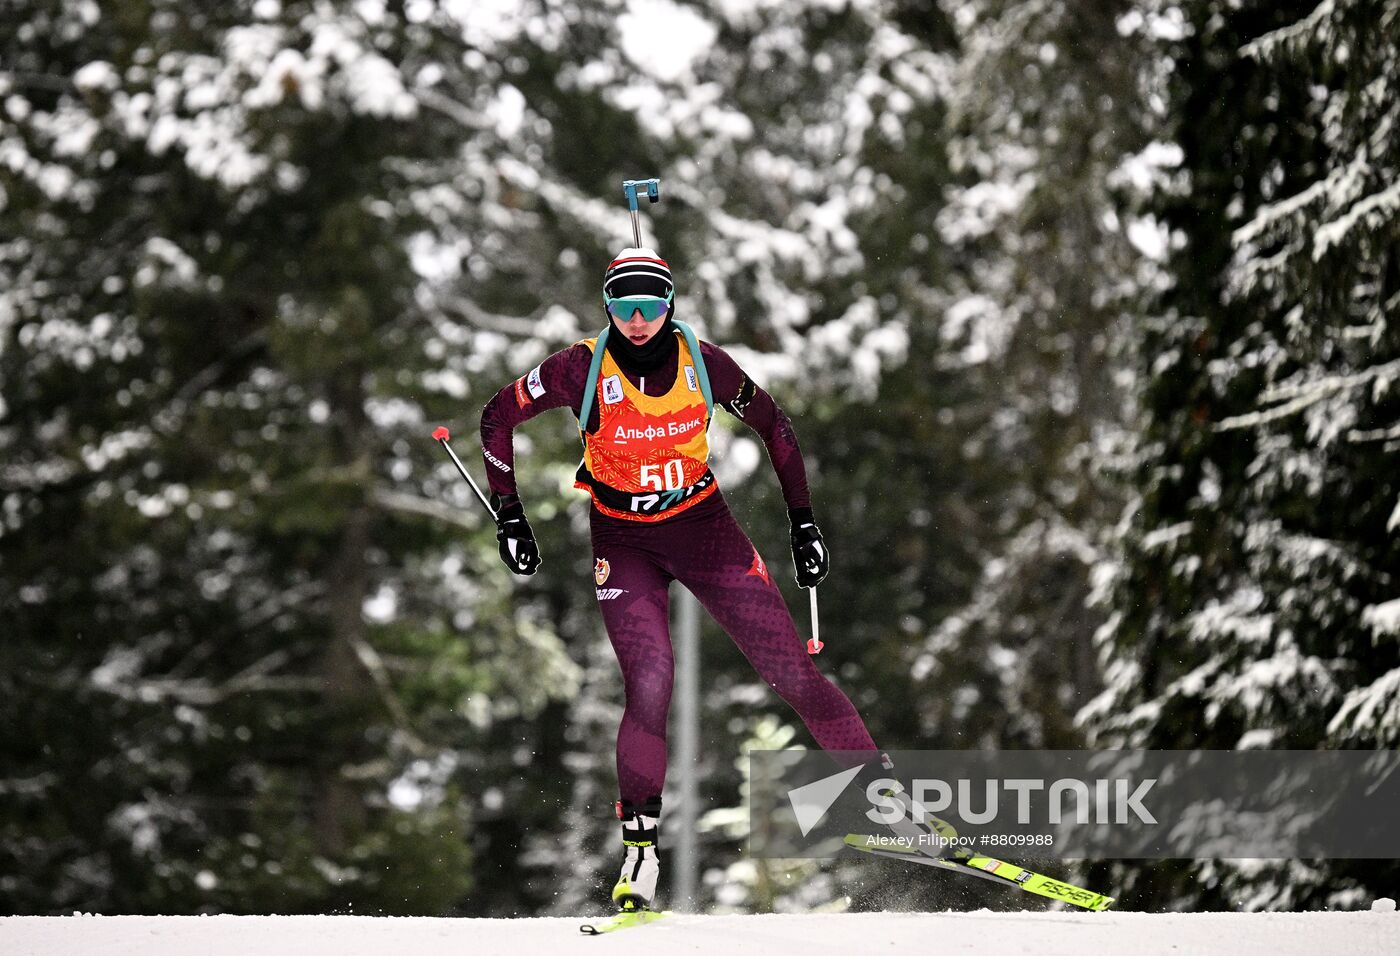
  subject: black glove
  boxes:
[789,507,829,588]
[492,494,541,575]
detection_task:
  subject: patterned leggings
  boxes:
[590,491,878,803]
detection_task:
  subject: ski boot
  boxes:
[612,796,662,913]
[578,797,668,936]
[853,754,967,861]
[875,779,967,860]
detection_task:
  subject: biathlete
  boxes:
[478,248,884,914]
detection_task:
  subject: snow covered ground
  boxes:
[3,910,1396,956]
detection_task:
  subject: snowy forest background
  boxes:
[2,0,1397,917]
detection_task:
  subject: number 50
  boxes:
[640,461,686,491]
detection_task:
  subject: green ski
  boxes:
[579,909,669,935]
[844,833,1115,911]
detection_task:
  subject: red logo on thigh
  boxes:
[747,548,770,585]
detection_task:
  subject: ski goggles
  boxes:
[605,293,673,322]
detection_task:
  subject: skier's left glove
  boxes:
[788,507,829,588]
[492,493,541,576]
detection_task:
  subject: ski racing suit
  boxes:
[480,328,878,805]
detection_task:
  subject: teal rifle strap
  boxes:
[672,320,713,425]
[577,325,611,432]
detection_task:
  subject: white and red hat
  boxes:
[603,247,673,300]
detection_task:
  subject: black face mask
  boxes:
[604,316,677,374]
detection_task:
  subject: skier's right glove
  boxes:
[491,493,541,575]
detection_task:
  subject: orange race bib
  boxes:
[574,333,716,521]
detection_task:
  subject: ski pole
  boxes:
[807,586,823,655]
[432,426,496,519]
[622,178,661,248]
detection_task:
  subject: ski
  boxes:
[844,834,1115,911]
[579,909,669,935]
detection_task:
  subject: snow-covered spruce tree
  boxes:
[908,0,1150,751]
[0,0,590,914]
[1228,0,1400,752]
[1083,0,1400,910]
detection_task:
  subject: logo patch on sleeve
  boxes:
[594,558,611,585]
[514,378,530,408]
[526,365,546,399]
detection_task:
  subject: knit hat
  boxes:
[603,247,674,300]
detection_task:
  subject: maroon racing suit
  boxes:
[480,331,878,803]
